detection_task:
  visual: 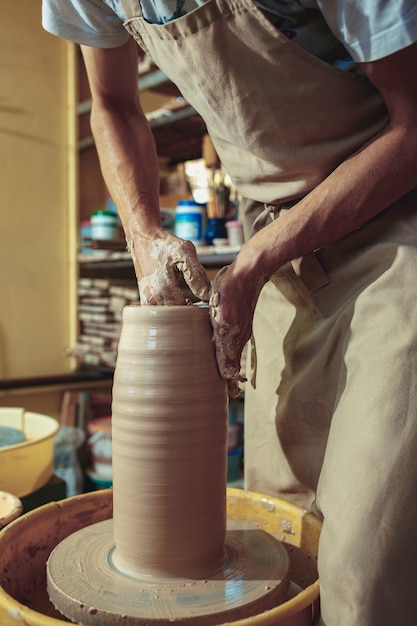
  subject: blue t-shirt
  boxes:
[42,0,417,66]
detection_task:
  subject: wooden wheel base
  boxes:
[47,517,291,626]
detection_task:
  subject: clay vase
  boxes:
[111,305,229,580]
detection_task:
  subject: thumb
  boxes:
[174,244,211,302]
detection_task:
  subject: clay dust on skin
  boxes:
[132,234,210,306]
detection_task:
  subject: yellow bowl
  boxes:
[0,408,60,497]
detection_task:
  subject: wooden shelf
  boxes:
[0,369,113,392]
[77,56,207,163]
[79,104,206,163]
[79,250,237,271]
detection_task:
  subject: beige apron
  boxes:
[121,0,387,205]
[120,2,417,625]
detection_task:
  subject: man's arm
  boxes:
[80,40,210,304]
[211,41,417,395]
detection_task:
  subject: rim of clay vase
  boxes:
[122,303,209,315]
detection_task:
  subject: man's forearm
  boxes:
[78,42,211,305]
[243,44,417,281]
[90,100,163,245]
[236,119,417,284]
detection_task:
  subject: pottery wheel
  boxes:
[47,517,291,626]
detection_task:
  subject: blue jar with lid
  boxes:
[174,200,205,246]
[91,210,119,240]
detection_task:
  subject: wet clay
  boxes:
[46,306,291,625]
[209,269,249,398]
[132,235,211,305]
[111,305,229,580]
[0,488,321,626]
[47,517,290,625]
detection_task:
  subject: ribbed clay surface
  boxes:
[111,305,229,580]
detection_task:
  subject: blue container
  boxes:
[175,200,205,246]
[204,217,228,246]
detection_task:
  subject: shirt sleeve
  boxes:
[42,0,130,48]
[316,0,417,62]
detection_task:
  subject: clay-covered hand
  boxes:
[209,262,262,397]
[130,232,211,305]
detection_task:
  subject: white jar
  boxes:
[174,200,205,246]
[226,220,244,247]
[91,210,119,240]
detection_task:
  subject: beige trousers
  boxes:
[245,190,417,626]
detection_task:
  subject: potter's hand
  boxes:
[209,263,253,398]
[130,232,211,305]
